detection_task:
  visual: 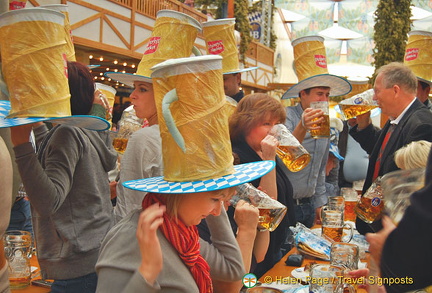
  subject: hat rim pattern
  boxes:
[123,160,275,194]
[282,74,352,99]
[0,100,110,131]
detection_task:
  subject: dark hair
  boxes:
[67,61,94,115]
[229,93,286,143]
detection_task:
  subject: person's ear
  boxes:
[236,73,242,86]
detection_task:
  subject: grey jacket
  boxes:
[96,208,245,293]
[14,124,117,280]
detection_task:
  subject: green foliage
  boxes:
[234,0,253,62]
[372,0,412,81]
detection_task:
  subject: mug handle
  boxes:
[336,283,355,293]
[162,88,186,152]
[342,222,354,243]
[192,46,202,56]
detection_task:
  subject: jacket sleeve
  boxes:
[200,208,245,281]
[349,123,381,155]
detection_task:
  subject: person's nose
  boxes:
[210,201,223,216]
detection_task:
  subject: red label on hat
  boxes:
[405,48,419,61]
[9,1,26,10]
[144,37,161,55]
[315,55,327,68]
[207,40,225,55]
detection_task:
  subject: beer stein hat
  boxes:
[123,55,275,194]
[106,10,202,87]
[282,35,351,99]
[0,8,109,131]
[404,30,432,85]
[202,18,258,74]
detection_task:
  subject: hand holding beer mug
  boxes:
[112,106,143,154]
[355,177,384,224]
[381,168,425,224]
[309,101,330,138]
[321,207,354,243]
[269,124,311,172]
[337,89,379,120]
[231,183,287,231]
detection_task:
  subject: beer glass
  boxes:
[231,183,287,232]
[269,124,311,172]
[330,242,360,270]
[309,264,355,293]
[338,89,378,120]
[355,177,384,224]
[321,207,354,243]
[340,188,358,222]
[112,106,143,154]
[4,230,33,289]
[352,179,365,197]
[328,196,345,213]
[381,168,425,225]
[309,101,330,138]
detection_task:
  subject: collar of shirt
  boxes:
[390,98,416,125]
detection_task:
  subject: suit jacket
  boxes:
[350,99,432,234]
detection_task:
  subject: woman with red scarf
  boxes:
[96,161,275,293]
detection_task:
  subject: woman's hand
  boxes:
[137,203,166,285]
[261,134,278,161]
[10,124,34,146]
[234,199,260,232]
[301,108,324,131]
[366,215,396,268]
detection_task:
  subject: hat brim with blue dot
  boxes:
[282,74,352,99]
[0,100,110,131]
[123,160,275,194]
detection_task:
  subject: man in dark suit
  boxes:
[350,62,432,234]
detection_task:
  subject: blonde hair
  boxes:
[394,140,432,170]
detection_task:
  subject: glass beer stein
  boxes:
[338,89,378,120]
[321,207,354,243]
[269,124,311,172]
[112,106,143,154]
[231,183,287,232]
[4,230,33,289]
[309,101,330,139]
[355,177,384,223]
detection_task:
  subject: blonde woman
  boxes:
[394,140,432,170]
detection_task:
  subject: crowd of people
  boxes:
[1,6,432,293]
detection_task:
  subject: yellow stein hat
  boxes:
[404,30,432,85]
[282,35,351,99]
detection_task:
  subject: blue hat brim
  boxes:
[334,104,381,119]
[105,72,152,88]
[329,142,344,161]
[123,160,275,194]
[0,100,110,131]
[282,74,352,99]
[223,67,259,75]
[87,65,100,69]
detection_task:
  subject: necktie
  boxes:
[372,124,396,181]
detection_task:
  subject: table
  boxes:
[259,241,369,292]
[11,255,50,293]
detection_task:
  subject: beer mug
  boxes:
[112,106,143,154]
[381,168,425,225]
[309,264,355,293]
[4,230,33,289]
[352,179,365,197]
[354,177,384,224]
[231,183,287,232]
[330,242,360,270]
[338,89,378,120]
[321,207,354,243]
[328,196,345,213]
[340,188,358,222]
[309,101,330,138]
[269,124,311,172]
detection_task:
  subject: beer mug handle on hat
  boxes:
[162,88,186,152]
[192,46,202,56]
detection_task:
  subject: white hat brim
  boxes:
[417,76,432,86]
[123,160,275,194]
[282,74,352,99]
[223,66,259,75]
[0,100,110,131]
[105,72,152,88]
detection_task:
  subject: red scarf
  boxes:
[142,193,213,293]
